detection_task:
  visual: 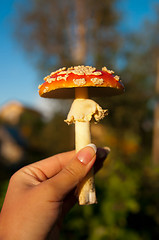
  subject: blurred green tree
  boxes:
[15,0,121,72]
[38,111,74,156]
[100,5,159,149]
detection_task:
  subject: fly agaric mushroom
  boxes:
[38,65,124,205]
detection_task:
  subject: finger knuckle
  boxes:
[64,166,78,179]
[64,164,85,182]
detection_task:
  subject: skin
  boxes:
[0,146,109,240]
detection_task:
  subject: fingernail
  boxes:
[87,144,97,153]
[77,144,97,165]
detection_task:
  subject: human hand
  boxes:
[0,144,109,240]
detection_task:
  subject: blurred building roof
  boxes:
[0,101,43,167]
[0,101,24,125]
[0,101,42,125]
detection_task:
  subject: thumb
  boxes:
[44,144,97,202]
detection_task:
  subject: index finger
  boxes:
[29,150,75,179]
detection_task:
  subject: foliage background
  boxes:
[1,0,159,239]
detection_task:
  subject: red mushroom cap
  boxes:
[38,65,125,99]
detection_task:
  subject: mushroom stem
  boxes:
[75,87,97,205]
[75,87,88,99]
[75,121,97,205]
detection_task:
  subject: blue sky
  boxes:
[0,0,158,112]
[0,0,38,108]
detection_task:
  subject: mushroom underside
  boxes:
[41,86,124,99]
